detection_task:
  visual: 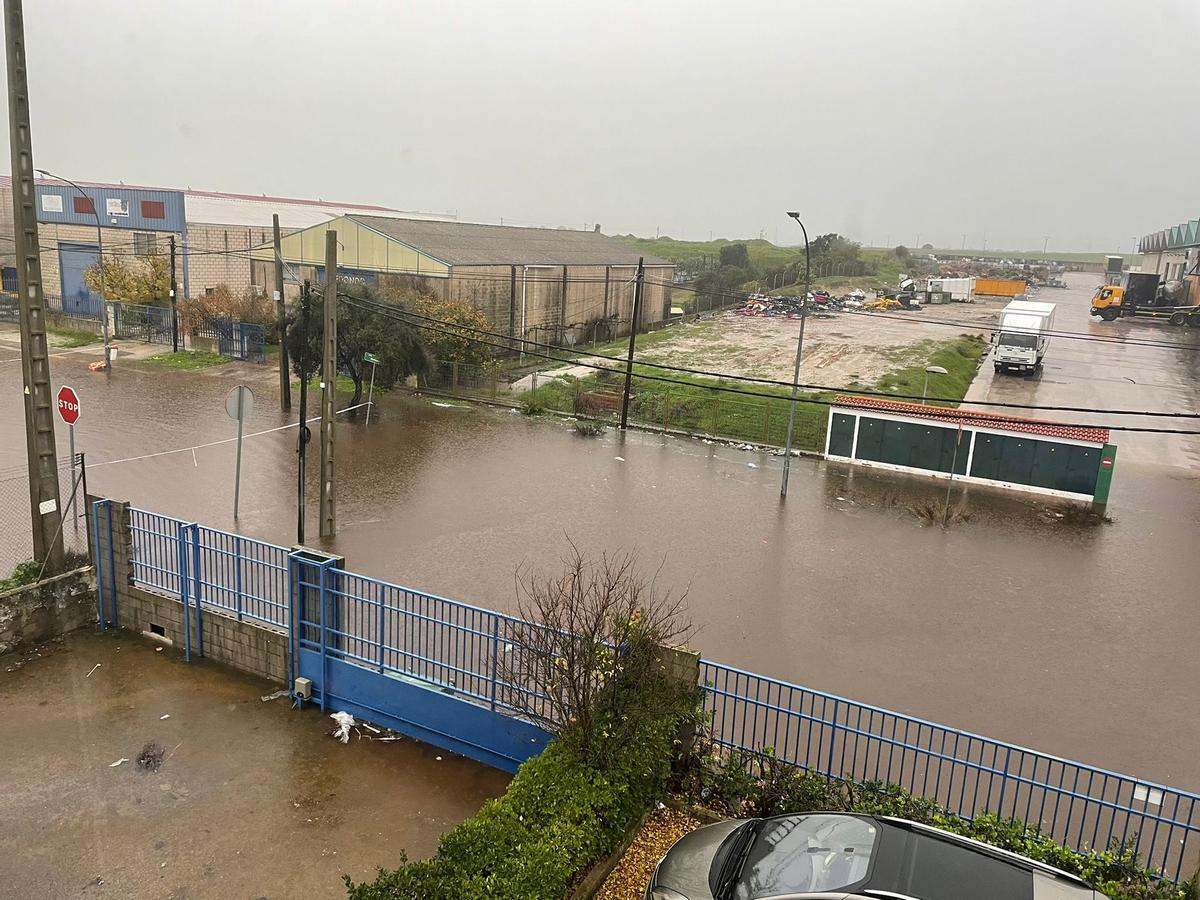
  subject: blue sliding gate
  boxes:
[110,505,1200,879]
[118,507,550,773]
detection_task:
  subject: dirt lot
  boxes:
[0,631,509,899]
[628,301,1004,386]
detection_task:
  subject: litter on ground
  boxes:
[137,742,166,772]
[108,758,128,768]
[260,689,289,702]
[159,714,170,720]
[85,663,101,678]
[331,711,356,743]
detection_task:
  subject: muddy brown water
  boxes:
[1,279,1198,795]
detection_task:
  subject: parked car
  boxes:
[645,812,1106,899]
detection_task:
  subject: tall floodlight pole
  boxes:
[36,167,110,368]
[7,0,64,570]
[780,211,810,499]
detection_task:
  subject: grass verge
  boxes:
[47,325,100,348]
[870,334,988,403]
[144,350,234,370]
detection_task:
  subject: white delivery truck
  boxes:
[926,276,976,303]
[994,300,1056,373]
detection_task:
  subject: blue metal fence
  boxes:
[701,660,1199,880]
[119,506,1200,880]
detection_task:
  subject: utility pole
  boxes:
[296,281,311,544]
[169,235,179,352]
[1042,235,1049,255]
[781,212,811,498]
[619,257,644,430]
[6,0,64,570]
[318,231,337,539]
[273,214,291,411]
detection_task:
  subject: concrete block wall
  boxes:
[184,223,275,297]
[89,497,288,686]
[0,567,96,654]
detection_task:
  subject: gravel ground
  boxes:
[596,807,703,899]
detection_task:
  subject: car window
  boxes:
[999,332,1038,349]
[1033,871,1096,899]
[736,814,878,898]
[905,832,1032,899]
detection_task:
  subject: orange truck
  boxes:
[975,278,1027,297]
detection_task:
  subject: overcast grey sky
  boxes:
[5,0,1199,250]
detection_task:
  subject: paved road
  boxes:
[964,273,1200,469]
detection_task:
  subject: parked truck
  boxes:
[994,300,1056,373]
[1090,272,1200,325]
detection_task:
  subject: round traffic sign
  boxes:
[57,385,81,425]
[225,385,255,421]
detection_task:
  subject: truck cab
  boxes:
[1090,285,1122,320]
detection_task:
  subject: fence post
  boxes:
[90,499,108,631]
[234,535,244,621]
[377,586,385,674]
[318,561,329,712]
[451,361,459,390]
[488,616,501,711]
[996,747,1013,819]
[177,521,193,663]
[189,524,204,657]
[826,699,840,777]
[764,405,772,444]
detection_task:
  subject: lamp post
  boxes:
[780,211,810,498]
[35,168,110,369]
[922,365,948,404]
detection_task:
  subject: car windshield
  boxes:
[734,814,877,898]
[999,331,1038,349]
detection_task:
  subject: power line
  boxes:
[339,292,1200,420]
[336,294,1200,435]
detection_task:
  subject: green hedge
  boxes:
[345,719,678,900]
[680,749,1198,900]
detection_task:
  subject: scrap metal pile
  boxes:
[736,288,871,318]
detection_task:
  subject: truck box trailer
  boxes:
[995,300,1056,373]
[976,278,1027,298]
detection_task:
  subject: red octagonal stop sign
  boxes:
[57,385,81,426]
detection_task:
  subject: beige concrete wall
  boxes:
[184,223,274,297]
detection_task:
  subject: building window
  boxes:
[141,200,166,220]
[134,232,157,257]
[73,196,95,215]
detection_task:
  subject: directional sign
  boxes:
[56,385,81,425]
[363,352,380,365]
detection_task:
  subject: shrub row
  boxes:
[677,748,1198,900]
[345,718,679,900]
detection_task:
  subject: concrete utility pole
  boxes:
[781,212,811,499]
[169,235,179,352]
[296,281,311,545]
[273,214,291,411]
[6,0,64,570]
[619,257,644,430]
[318,230,337,539]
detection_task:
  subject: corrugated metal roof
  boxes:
[349,215,672,266]
[833,395,1109,444]
[183,193,447,229]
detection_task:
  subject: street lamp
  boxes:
[922,365,948,404]
[780,211,810,498]
[34,168,111,369]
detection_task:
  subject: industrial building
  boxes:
[248,215,675,342]
[1138,216,1199,292]
[0,174,445,309]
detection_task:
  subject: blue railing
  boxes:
[701,660,1199,880]
[122,506,1200,881]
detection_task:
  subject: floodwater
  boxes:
[0,631,509,899]
[1,273,1197,796]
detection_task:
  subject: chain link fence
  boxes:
[0,454,91,580]
[418,360,829,453]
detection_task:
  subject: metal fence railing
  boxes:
[700,660,1200,881]
[0,454,90,576]
[117,505,1200,881]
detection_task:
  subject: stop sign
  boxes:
[57,385,81,426]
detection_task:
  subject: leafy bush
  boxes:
[0,560,42,593]
[572,419,604,437]
[677,749,1198,900]
[345,718,682,900]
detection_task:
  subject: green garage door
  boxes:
[854,416,969,475]
[970,433,1100,495]
[828,413,856,457]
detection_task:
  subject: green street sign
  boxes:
[363,352,380,365]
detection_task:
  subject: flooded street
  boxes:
[2,277,1198,795]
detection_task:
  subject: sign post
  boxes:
[225,385,255,520]
[363,351,380,425]
[56,386,81,531]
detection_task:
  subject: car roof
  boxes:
[874,817,1092,888]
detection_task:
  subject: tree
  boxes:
[84,254,170,303]
[497,542,697,769]
[285,282,430,408]
[894,245,912,265]
[694,265,750,311]
[718,242,751,270]
[408,296,496,371]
